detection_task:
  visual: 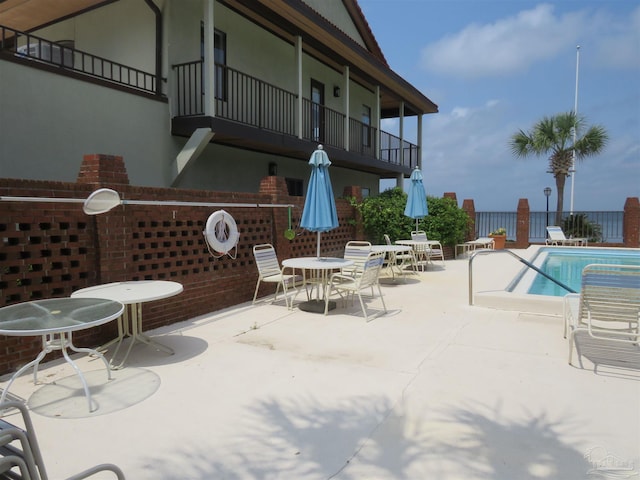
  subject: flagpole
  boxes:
[569,45,580,215]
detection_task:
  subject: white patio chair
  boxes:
[324,251,387,321]
[545,226,587,246]
[410,231,444,270]
[384,234,417,279]
[341,241,372,277]
[0,401,125,479]
[252,244,303,309]
[565,264,640,367]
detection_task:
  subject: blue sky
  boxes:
[359,0,640,211]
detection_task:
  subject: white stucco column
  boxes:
[296,36,303,139]
[203,0,215,117]
[417,114,423,170]
[375,85,380,160]
[344,65,350,151]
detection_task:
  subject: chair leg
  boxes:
[252,279,262,304]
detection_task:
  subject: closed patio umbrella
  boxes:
[404,166,429,231]
[300,145,339,258]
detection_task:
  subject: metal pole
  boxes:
[569,45,580,214]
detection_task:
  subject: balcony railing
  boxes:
[172,60,419,168]
[0,25,157,95]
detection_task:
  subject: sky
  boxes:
[359,0,640,212]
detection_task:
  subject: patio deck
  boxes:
[1,250,639,479]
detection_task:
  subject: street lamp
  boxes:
[544,187,552,229]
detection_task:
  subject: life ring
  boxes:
[204,210,240,258]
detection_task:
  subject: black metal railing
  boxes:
[348,117,377,158]
[172,60,420,167]
[0,25,157,95]
[475,210,624,244]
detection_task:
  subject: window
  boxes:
[362,104,371,147]
[285,178,303,197]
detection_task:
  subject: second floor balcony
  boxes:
[171,60,420,176]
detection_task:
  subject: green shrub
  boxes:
[355,188,470,246]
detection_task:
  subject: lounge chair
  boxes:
[565,264,640,367]
[324,251,387,321]
[252,244,303,309]
[455,237,494,258]
[0,401,125,479]
[546,226,587,246]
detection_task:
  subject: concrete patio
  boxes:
[1,249,639,479]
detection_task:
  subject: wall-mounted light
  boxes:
[333,86,341,98]
[268,162,278,176]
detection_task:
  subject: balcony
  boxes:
[172,60,419,175]
[0,25,161,97]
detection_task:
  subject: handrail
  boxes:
[468,249,576,305]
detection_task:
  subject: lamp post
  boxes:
[544,187,552,229]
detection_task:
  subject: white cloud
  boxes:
[420,4,582,77]
[590,6,640,69]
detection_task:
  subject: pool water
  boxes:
[512,247,640,297]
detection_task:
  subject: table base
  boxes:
[100,303,174,369]
[298,299,336,314]
[0,332,111,412]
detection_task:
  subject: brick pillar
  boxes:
[343,186,364,240]
[258,175,289,196]
[443,192,457,205]
[623,197,640,248]
[462,199,476,241]
[516,198,530,248]
[77,154,130,185]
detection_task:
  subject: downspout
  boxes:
[143,0,162,96]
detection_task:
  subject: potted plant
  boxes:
[489,227,507,249]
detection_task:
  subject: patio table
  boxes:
[71,280,183,369]
[371,244,414,279]
[0,297,124,412]
[281,257,353,313]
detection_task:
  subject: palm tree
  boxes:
[510,111,608,225]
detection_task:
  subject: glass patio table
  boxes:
[0,297,124,412]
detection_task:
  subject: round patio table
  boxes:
[0,297,124,412]
[71,281,183,369]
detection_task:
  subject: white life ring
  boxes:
[204,210,240,258]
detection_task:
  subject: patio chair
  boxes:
[0,401,125,479]
[324,251,387,321]
[545,226,587,246]
[455,237,494,258]
[384,234,417,279]
[410,231,444,270]
[565,264,640,367]
[341,241,372,277]
[252,244,303,309]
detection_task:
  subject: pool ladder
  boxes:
[468,249,576,305]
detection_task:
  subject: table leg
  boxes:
[109,303,174,370]
[0,332,111,412]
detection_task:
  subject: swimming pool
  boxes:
[508,247,640,297]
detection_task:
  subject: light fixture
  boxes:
[333,86,341,98]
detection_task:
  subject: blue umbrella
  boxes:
[301,145,339,257]
[404,166,429,230]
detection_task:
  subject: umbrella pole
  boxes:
[316,232,321,258]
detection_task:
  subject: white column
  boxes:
[203,0,215,117]
[417,114,423,169]
[344,65,350,151]
[375,85,380,160]
[296,36,303,139]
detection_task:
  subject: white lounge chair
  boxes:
[565,264,640,367]
[455,237,494,258]
[252,244,303,309]
[341,240,372,277]
[546,226,587,246]
[324,251,387,321]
